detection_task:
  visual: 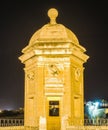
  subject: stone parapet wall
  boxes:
[0,126,24,130]
[0,126,39,130]
[0,126,108,130]
[66,126,108,130]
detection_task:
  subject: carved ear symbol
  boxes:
[27,72,34,80]
[75,68,80,81]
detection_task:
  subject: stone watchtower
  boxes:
[19,8,89,130]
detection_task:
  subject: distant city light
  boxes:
[85,100,107,119]
[0,105,15,111]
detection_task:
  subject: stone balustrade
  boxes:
[0,119,24,126]
[0,118,108,130]
[84,119,108,126]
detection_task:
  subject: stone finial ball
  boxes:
[48,8,58,20]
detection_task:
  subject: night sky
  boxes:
[0,1,107,110]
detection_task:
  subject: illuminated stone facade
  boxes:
[19,8,89,130]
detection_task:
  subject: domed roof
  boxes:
[29,8,79,45]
